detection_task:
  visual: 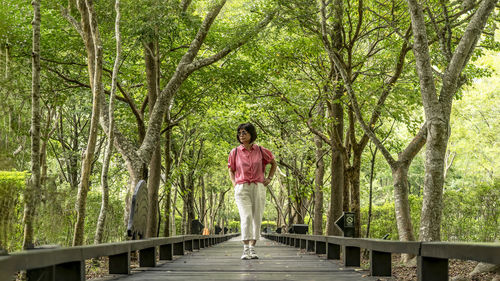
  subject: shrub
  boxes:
[0,171,28,252]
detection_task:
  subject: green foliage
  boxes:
[361,202,397,240]
[227,220,239,232]
[261,220,276,231]
[0,171,28,251]
[83,191,126,244]
[442,180,500,242]
[360,195,422,240]
[1,0,498,252]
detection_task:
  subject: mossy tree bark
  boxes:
[22,0,41,251]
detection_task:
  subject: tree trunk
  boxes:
[162,126,173,237]
[171,183,178,236]
[392,162,416,262]
[419,121,448,241]
[392,164,415,242]
[200,175,206,226]
[73,0,103,246]
[365,146,377,238]
[182,141,196,234]
[326,91,344,236]
[144,38,161,238]
[40,108,57,186]
[95,0,121,244]
[286,168,292,226]
[313,103,325,235]
[405,0,497,242]
[351,149,362,238]
[179,174,188,234]
[182,199,187,234]
[295,192,304,224]
[69,115,79,190]
[22,0,41,250]
[209,190,214,233]
[186,179,195,234]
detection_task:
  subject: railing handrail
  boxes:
[0,233,237,279]
[268,233,500,264]
[264,233,500,280]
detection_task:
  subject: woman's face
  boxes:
[238,129,250,144]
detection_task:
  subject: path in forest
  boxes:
[101,236,381,281]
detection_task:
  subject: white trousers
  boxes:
[234,182,266,241]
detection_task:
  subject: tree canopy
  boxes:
[0,0,498,253]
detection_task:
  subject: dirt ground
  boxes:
[389,255,499,281]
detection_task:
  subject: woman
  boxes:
[228,123,277,260]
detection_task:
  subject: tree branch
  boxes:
[187,10,276,73]
[440,0,498,105]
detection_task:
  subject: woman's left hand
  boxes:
[263,178,272,186]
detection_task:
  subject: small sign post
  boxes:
[334,212,355,237]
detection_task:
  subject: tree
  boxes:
[314,0,425,253]
[97,0,275,235]
[72,0,104,246]
[406,0,498,241]
[22,0,41,250]
[95,0,121,244]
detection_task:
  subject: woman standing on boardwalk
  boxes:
[228,123,277,260]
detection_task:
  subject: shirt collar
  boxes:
[239,143,256,151]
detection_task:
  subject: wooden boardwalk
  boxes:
[101,236,381,281]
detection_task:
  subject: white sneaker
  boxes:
[249,247,259,259]
[241,248,251,260]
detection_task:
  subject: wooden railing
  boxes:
[264,233,500,281]
[0,233,238,281]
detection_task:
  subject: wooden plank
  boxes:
[0,256,19,280]
[103,237,378,281]
[274,234,421,256]
[420,242,500,264]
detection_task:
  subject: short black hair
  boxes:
[237,123,257,144]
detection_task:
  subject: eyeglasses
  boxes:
[238,131,248,136]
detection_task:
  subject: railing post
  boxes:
[174,242,184,255]
[194,238,200,250]
[343,246,360,267]
[139,247,156,267]
[370,250,391,276]
[109,251,130,274]
[307,240,315,252]
[418,256,448,281]
[316,241,326,255]
[300,239,306,250]
[294,238,300,248]
[27,266,54,281]
[55,260,85,281]
[185,239,193,251]
[327,243,340,259]
[159,244,173,260]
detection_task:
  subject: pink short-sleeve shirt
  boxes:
[228,144,274,184]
